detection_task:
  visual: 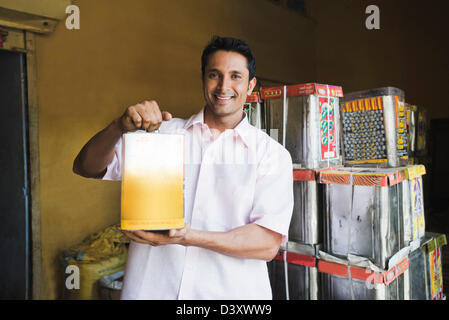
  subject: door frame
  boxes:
[24,31,42,301]
[1,28,42,300]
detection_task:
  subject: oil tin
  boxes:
[267,241,319,300]
[120,131,185,230]
[409,233,447,300]
[408,239,431,300]
[243,92,265,129]
[289,169,322,245]
[341,87,408,167]
[261,83,343,169]
[319,167,407,270]
[318,253,409,300]
[320,274,406,300]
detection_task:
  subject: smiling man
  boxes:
[73,36,294,300]
[202,49,256,132]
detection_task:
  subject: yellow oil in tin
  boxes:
[120,132,184,230]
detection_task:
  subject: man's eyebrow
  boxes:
[206,68,244,74]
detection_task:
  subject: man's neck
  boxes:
[203,106,243,134]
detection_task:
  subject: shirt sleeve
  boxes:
[249,141,294,244]
[101,137,122,181]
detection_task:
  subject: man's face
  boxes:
[203,50,256,119]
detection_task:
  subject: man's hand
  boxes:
[117,100,172,133]
[121,223,281,261]
[121,224,190,247]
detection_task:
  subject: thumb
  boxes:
[168,229,177,237]
[162,111,172,121]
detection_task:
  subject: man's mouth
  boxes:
[213,94,235,103]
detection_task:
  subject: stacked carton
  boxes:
[317,166,413,299]
[316,87,445,300]
[261,83,344,300]
[261,84,445,300]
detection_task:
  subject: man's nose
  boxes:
[217,75,232,92]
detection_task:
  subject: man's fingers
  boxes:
[122,230,148,244]
[120,101,172,133]
[146,108,162,132]
[131,117,142,129]
[140,108,154,131]
[169,227,189,238]
[122,226,187,247]
[134,230,168,242]
[125,106,143,130]
[162,111,172,121]
[122,230,157,246]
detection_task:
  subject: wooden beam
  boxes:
[24,31,43,300]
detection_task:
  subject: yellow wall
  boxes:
[307,0,449,121]
[35,0,316,299]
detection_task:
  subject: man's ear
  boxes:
[248,77,257,94]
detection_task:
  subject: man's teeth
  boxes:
[216,95,233,100]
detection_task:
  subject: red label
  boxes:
[245,92,261,103]
[274,250,316,268]
[319,97,337,160]
[293,169,316,181]
[261,83,343,100]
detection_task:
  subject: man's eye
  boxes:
[232,74,242,79]
[209,73,218,78]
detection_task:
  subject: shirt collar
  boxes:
[183,108,206,130]
[184,107,253,148]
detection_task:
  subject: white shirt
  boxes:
[103,108,293,299]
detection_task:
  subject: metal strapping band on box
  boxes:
[293,166,343,181]
[274,251,316,268]
[319,167,406,187]
[268,240,321,300]
[317,258,409,285]
[261,83,343,169]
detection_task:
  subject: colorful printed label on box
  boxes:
[243,104,250,116]
[341,96,387,162]
[319,97,337,160]
[429,246,444,300]
[395,97,408,156]
[411,177,425,240]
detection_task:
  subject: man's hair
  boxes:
[201,36,256,81]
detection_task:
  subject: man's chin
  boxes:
[207,104,235,115]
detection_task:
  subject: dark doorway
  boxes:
[429,119,449,213]
[0,49,31,299]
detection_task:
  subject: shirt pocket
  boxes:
[211,164,256,226]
